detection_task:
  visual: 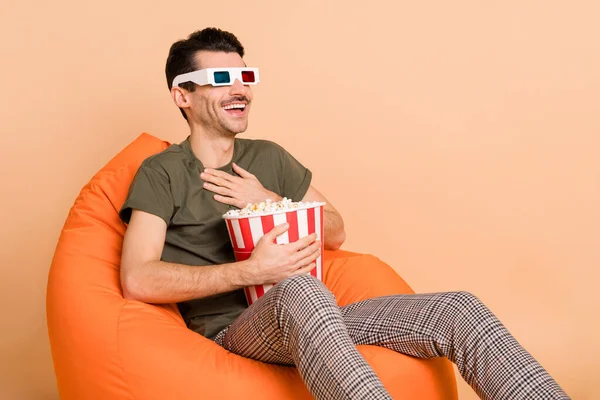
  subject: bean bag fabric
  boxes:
[47,133,458,399]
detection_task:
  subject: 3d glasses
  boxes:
[172,67,260,88]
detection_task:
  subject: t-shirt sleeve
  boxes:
[119,161,174,225]
[274,143,313,201]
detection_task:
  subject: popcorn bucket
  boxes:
[223,202,325,306]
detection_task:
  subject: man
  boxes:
[119,28,569,399]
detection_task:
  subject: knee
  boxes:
[271,274,332,305]
[445,291,487,315]
[269,275,340,337]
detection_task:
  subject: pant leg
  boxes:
[212,274,391,400]
[341,291,570,400]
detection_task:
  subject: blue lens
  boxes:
[213,71,231,84]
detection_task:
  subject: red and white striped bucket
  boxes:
[223,203,325,306]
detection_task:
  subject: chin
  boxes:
[227,123,249,135]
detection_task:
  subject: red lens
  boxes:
[241,70,255,83]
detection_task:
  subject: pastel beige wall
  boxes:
[1,1,598,399]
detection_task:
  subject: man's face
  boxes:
[184,51,253,136]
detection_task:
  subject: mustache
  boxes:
[221,96,249,106]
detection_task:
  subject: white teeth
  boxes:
[223,104,246,110]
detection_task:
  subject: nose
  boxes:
[228,78,250,97]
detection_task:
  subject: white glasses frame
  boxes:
[172,67,260,88]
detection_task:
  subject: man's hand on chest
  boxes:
[200,162,282,209]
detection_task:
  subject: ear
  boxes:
[171,86,192,109]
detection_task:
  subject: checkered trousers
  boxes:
[213,275,569,400]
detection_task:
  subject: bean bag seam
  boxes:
[91,180,122,216]
[68,185,125,237]
[89,167,132,213]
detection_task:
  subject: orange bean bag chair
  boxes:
[46,133,458,399]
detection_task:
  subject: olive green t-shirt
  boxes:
[119,136,312,339]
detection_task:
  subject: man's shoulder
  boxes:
[139,141,191,175]
[238,138,287,155]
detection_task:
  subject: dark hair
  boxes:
[165,27,245,120]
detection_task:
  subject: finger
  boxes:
[263,222,289,240]
[290,262,316,277]
[201,172,229,187]
[213,194,245,208]
[203,169,242,185]
[286,233,318,252]
[232,163,255,179]
[291,241,321,265]
[201,173,235,189]
[203,182,234,196]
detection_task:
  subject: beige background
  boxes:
[1,1,598,399]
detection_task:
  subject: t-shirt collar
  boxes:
[181,135,239,173]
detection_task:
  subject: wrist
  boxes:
[268,191,283,202]
[234,258,257,287]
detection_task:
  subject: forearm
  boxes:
[122,259,254,304]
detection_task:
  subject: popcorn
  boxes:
[223,198,325,218]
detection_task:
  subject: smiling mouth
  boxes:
[222,103,247,116]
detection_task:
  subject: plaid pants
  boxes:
[213,275,569,400]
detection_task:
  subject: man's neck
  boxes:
[188,126,236,169]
